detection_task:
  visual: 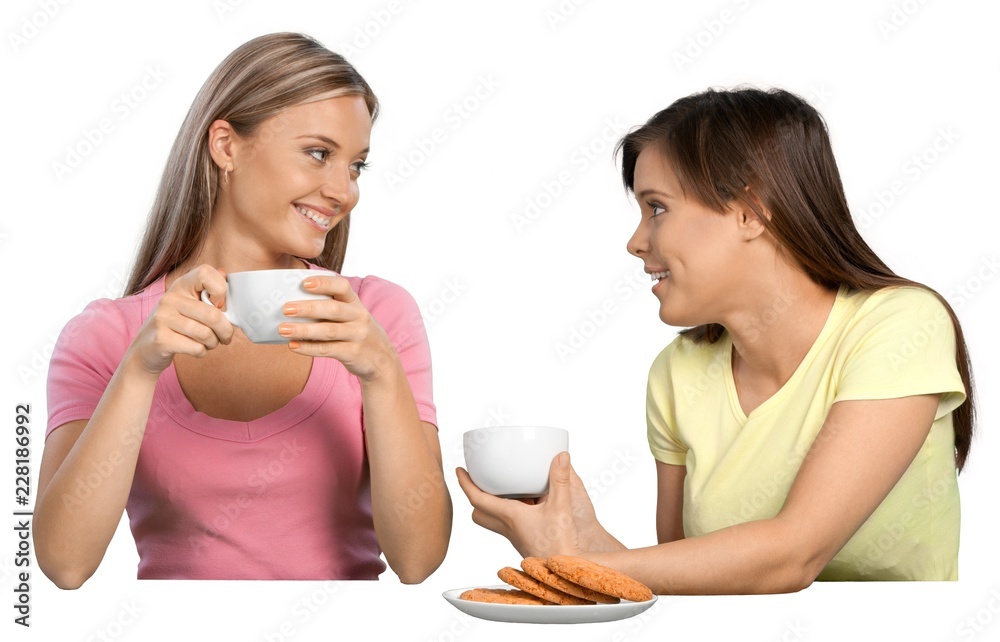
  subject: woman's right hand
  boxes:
[456,452,626,559]
[35,263,233,589]
[126,264,235,378]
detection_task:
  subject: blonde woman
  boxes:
[35,33,451,587]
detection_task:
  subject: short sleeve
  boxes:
[356,276,437,428]
[834,287,965,420]
[46,299,132,438]
[646,340,688,465]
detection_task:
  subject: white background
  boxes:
[3,0,999,640]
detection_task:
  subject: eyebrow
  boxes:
[635,188,675,200]
[295,134,369,155]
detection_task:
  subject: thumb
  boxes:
[546,451,572,503]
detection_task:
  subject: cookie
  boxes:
[520,556,620,604]
[459,587,552,605]
[497,567,594,605]
[546,555,653,602]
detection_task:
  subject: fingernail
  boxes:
[278,325,293,336]
[558,452,569,468]
[283,304,298,315]
[302,278,316,289]
[288,341,301,350]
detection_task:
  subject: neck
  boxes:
[722,266,838,388]
[168,215,308,287]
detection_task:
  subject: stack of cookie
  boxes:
[460,555,653,605]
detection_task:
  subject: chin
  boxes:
[658,311,686,328]
[291,237,329,261]
[658,306,680,327]
[658,303,704,329]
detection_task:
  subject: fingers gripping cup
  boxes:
[200,268,332,344]
[463,426,569,498]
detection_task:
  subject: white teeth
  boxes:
[295,205,331,228]
[650,271,670,281]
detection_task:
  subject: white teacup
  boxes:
[200,268,332,344]
[463,426,569,498]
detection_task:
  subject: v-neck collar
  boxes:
[723,285,847,425]
[140,267,339,443]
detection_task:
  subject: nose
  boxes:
[626,217,647,258]
[320,163,354,207]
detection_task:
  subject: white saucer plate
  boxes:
[442,585,658,624]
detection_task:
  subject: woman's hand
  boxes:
[456,452,625,558]
[35,263,233,589]
[279,274,396,381]
[127,264,234,378]
[280,274,450,581]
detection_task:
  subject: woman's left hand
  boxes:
[280,274,396,382]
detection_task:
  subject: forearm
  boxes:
[34,351,157,588]
[587,516,816,595]
[362,360,452,583]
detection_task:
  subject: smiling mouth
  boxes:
[650,271,670,281]
[295,204,332,229]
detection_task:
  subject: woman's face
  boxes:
[223,94,372,260]
[626,145,751,327]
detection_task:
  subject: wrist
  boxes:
[579,522,625,553]
[120,346,165,387]
[592,529,627,553]
[357,346,403,386]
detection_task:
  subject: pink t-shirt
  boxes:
[46,269,436,580]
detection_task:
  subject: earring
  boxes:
[224,168,229,184]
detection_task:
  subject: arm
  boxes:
[458,394,939,594]
[362,376,452,584]
[33,266,232,589]
[655,461,685,544]
[34,359,156,590]
[587,394,940,594]
[282,275,451,583]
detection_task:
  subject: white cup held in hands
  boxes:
[200,268,332,344]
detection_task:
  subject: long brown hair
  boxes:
[616,87,975,471]
[124,32,379,296]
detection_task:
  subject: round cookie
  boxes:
[521,557,620,604]
[459,587,552,605]
[546,555,653,602]
[497,567,594,605]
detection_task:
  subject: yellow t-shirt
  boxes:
[646,285,966,580]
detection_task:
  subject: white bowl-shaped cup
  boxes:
[463,426,569,498]
[200,268,334,344]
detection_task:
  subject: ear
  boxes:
[734,204,768,241]
[733,186,769,242]
[207,119,238,173]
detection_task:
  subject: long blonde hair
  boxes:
[125,32,379,296]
